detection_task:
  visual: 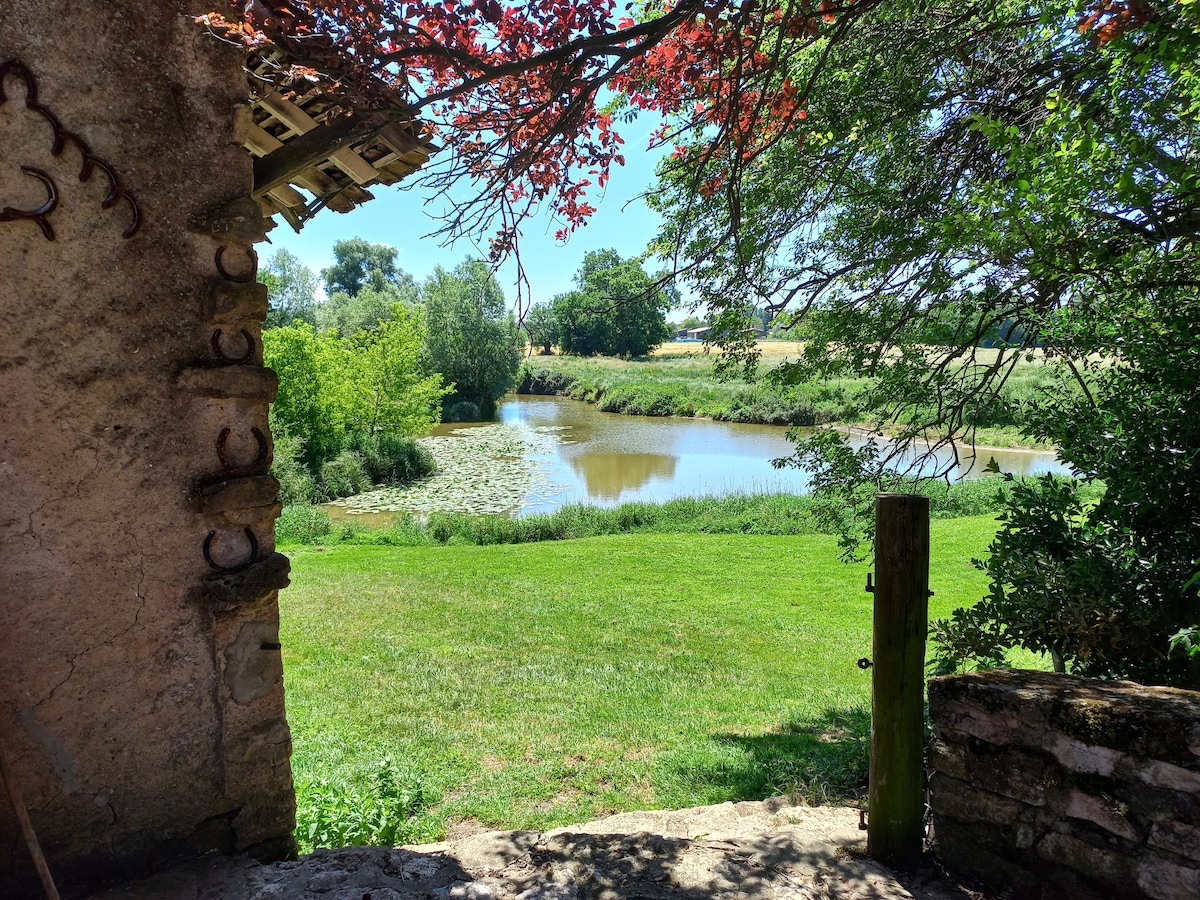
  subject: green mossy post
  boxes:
[868,493,930,869]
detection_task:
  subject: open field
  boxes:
[519,350,1060,447]
[281,515,1006,849]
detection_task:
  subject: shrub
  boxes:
[316,450,371,501]
[276,504,334,545]
[444,400,482,422]
[351,431,437,486]
[517,366,579,395]
[271,431,317,505]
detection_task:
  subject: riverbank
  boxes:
[517,352,1054,449]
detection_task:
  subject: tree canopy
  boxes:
[421,257,522,416]
[552,249,676,358]
[262,248,318,329]
[211,1,1200,684]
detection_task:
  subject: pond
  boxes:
[325,395,1069,523]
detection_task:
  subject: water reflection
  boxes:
[325,394,1070,525]
[568,452,677,500]
[500,395,1069,515]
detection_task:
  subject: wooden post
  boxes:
[868,492,930,869]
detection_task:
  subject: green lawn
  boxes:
[280,514,1003,848]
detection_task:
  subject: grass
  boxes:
[281,514,1005,850]
[277,480,1029,549]
[518,350,1062,447]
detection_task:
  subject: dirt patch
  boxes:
[86,798,989,899]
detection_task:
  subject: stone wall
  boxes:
[928,669,1200,899]
[1,2,294,895]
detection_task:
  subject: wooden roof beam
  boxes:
[252,113,375,197]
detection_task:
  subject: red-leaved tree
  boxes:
[199,1,1172,265]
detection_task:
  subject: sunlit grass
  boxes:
[281,515,1002,846]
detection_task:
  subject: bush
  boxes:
[276,504,334,545]
[517,366,579,395]
[316,450,371,501]
[443,400,482,422]
[351,431,437,486]
[294,759,440,853]
[271,431,317,505]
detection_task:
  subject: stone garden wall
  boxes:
[0,2,294,894]
[928,669,1200,899]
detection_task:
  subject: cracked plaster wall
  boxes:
[1,2,295,895]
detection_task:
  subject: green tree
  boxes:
[648,2,1200,684]
[522,302,559,355]
[321,238,406,297]
[345,307,450,436]
[552,250,675,358]
[317,281,419,336]
[265,313,445,467]
[262,325,344,465]
[262,249,318,329]
[421,258,521,416]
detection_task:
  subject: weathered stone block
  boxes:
[223,620,285,705]
[189,195,269,243]
[1148,819,1200,863]
[194,476,281,515]
[203,280,269,323]
[177,365,279,401]
[200,552,291,613]
[1064,790,1138,843]
[1137,854,1200,900]
[929,773,1022,825]
[1037,831,1137,891]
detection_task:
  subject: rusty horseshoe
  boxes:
[215,426,269,476]
[215,244,258,283]
[0,166,59,241]
[203,527,259,574]
[211,328,256,365]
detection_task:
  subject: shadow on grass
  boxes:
[652,705,871,808]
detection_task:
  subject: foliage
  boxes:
[263,248,318,329]
[934,296,1200,687]
[264,316,446,499]
[349,431,437,487]
[522,302,559,355]
[321,238,409,299]
[421,257,521,413]
[316,451,373,503]
[639,1,1200,684]
[271,431,317,505]
[295,759,439,853]
[277,480,1025,550]
[551,250,675,358]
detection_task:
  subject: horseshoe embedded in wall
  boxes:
[214,244,258,283]
[211,328,256,365]
[0,166,59,241]
[215,426,269,476]
[203,528,259,574]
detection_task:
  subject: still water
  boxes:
[495,395,1066,515]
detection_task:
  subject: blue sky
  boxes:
[264,130,673,308]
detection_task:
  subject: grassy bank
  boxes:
[282,515,1006,851]
[517,351,1059,448]
[277,479,1023,548]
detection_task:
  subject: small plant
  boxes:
[294,759,440,853]
[271,431,317,505]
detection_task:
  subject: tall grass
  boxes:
[276,477,1070,548]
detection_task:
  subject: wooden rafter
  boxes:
[239,50,438,231]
